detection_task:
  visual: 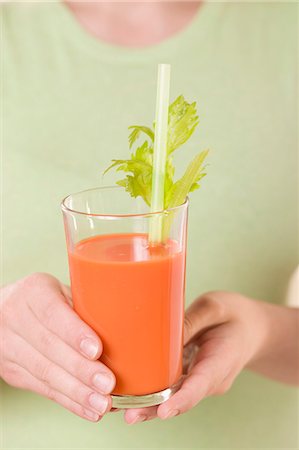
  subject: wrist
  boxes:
[244,299,272,371]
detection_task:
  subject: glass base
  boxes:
[111,378,183,409]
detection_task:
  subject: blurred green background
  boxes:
[1,1,298,448]
[2,373,298,449]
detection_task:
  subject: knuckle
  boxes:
[198,292,227,322]
[21,272,48,289]
[1,364,19,386]
[71,356,90,380]
[35,359,53,383]
[27,272,50,282]
[65,318,82,339]
[21,273,58,300]
[43,385,56,401]
[39,331,56,349]
[70,382,89,404]
[40,301,58,328]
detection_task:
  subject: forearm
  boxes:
[246,300,299,385]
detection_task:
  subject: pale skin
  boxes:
[0,273,116,422]
[125,291,299,424]
[1,1,298,425]
[1,274,298,424]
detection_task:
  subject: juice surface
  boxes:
[69,233,186,395]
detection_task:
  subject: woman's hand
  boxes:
[0,272,116,422]
[124,291,298,424]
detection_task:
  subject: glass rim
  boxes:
[61,185,189,219]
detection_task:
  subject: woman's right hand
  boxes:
[0,272,116,422]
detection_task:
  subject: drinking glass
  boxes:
[61,186,188,408]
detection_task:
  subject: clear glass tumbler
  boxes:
[61,186,188,408]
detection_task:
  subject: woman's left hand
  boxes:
[123,291,268,424]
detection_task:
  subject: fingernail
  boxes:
[84,409,100,421]
[129,414,147,424]
[89,393,108,414]
[93,373,115,394]
[80,339,98,358]
[162,409,180,419]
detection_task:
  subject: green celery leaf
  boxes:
[128,125,154,149]
[104,95,209,217]
[105,141,153,206]
[167,150,209,208]
[167,95,199,154]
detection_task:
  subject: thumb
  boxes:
[184,293,227,346]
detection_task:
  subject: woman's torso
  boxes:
[2,2,298,448]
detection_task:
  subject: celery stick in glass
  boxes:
[104,95,209,240]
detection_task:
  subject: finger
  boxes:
[183,341,201,374]
[6,330,112,416]
[10,309,116,395]
[5,361,101,422]
[184,294,227,345]
[156,369,212,419]
[157,348,233,419]
[60,284,73,307]
[26,275,102,360]
[124,406,158,424]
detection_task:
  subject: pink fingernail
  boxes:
[129,414,147,424]
[163,409,180,419]
[84,409,100,421]
[80,339,98,358]
[89,393,108,414]
[93,372,115,394]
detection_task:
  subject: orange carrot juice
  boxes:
[69,233,186,395]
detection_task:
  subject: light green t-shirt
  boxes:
[1,2,298,449]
